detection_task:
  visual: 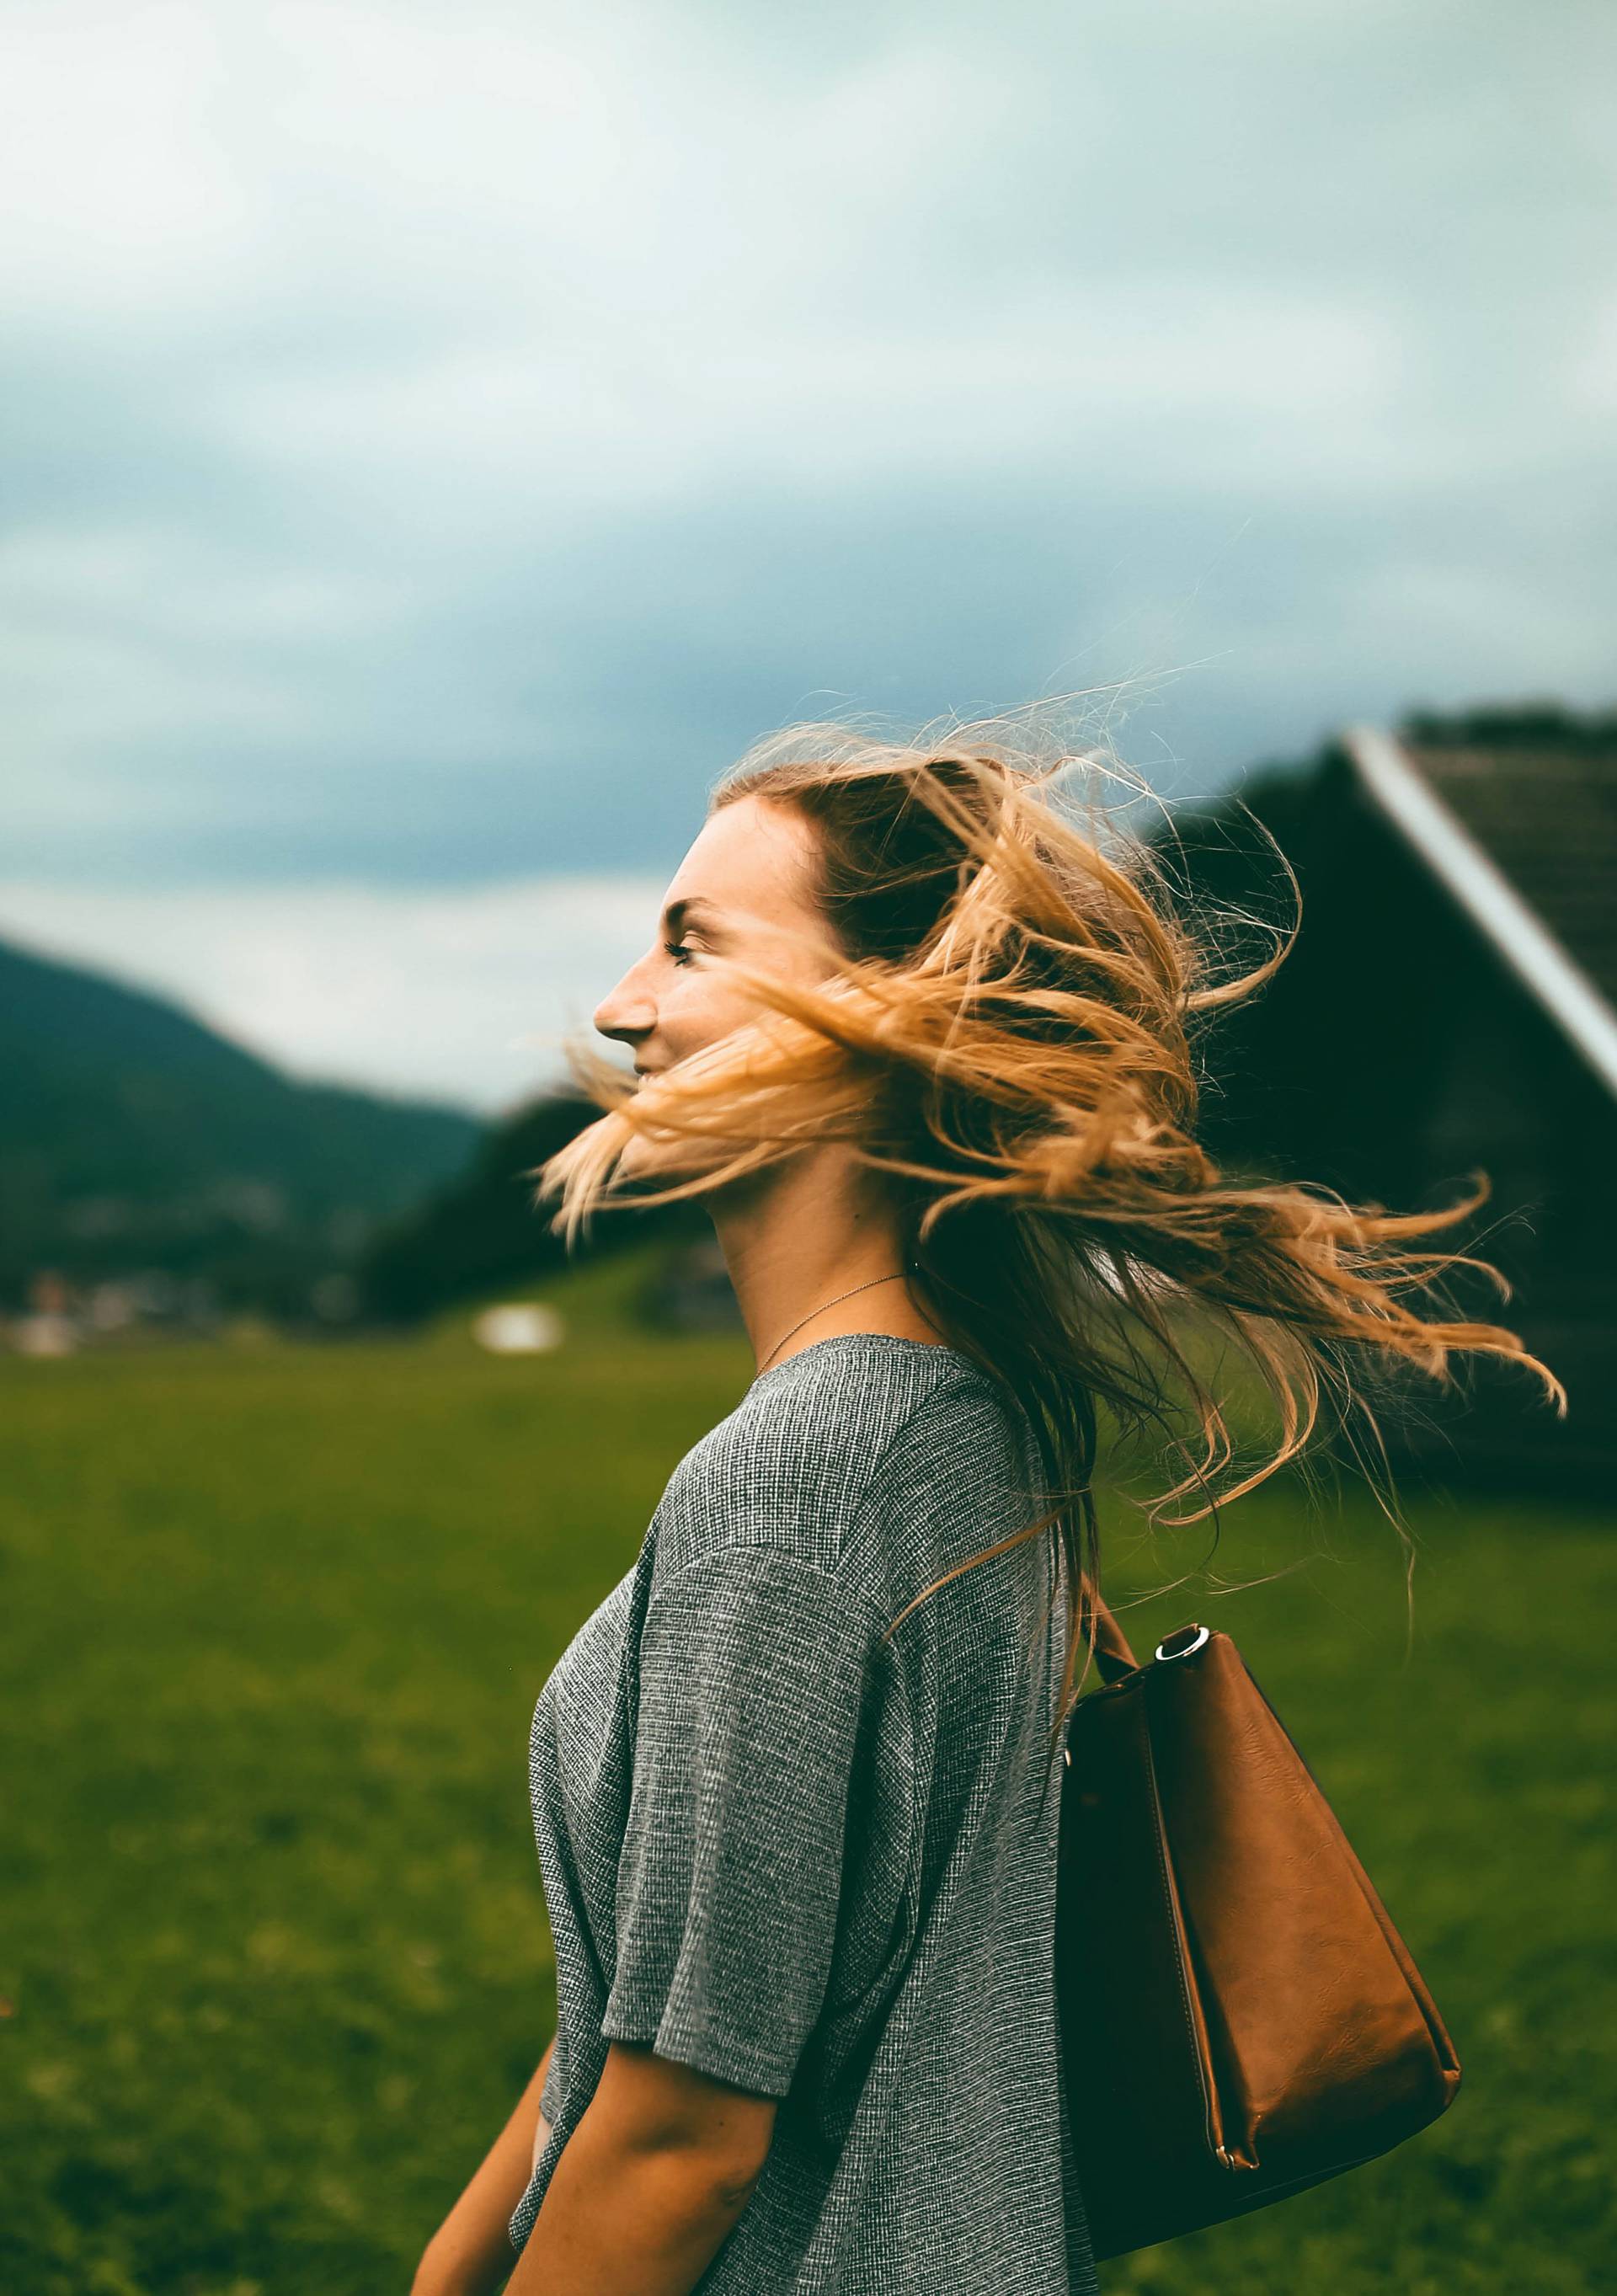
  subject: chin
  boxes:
[616,1120,704,1187]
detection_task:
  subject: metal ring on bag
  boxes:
[1153,1623,1211,1663]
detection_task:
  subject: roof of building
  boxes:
[1342,703,1617,1098]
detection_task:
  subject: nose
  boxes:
[593,964,655,1051]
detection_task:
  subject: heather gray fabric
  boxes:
[510,1331,1100,2293]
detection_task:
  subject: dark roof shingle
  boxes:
[1397,705,1617,1009]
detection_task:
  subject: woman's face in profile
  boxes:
[593,793,841,1092]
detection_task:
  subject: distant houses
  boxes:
[0,931,481,1331]
[1173,702,1617,1486]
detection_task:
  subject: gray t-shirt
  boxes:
[510,1331,1099,2293]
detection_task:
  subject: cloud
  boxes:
[0,2,253,314]
[0,0,1612,1059]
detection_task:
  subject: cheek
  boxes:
[664,974,755,1057]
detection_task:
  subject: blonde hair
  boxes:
[532,706,1565,1756]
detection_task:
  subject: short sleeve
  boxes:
[538,2028,566,2122]
[600,1545,889,2099]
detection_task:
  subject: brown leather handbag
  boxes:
[1056,1593,1462,2261]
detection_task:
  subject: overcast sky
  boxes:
[2,0,1613,1112]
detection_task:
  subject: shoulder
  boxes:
[649,1335,1033,1597]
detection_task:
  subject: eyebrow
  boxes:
[659,896,719,933]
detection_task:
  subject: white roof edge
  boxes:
[1342,725,1617,1099]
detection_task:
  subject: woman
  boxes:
[411,715,1560,2296]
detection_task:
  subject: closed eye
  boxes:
[664,940,695,967]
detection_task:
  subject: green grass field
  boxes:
[2,1271,1612,2293]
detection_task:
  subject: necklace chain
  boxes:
[755,1267,916,1377]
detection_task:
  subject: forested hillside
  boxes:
[0,935,480,1315]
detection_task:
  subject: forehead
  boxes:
[661,794,822,922]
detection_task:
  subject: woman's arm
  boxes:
[411,2037,556,2296]
[502,2041,776,2296]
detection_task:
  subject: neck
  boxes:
[708,1144,944,1374]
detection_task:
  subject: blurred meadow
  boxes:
[2,1249,1612,2296]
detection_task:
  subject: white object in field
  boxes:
[9,1312,78,1356]
[472,1302,566,1355]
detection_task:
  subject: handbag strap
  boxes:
[1080,1575,1142,1685]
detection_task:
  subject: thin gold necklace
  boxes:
[755,1268,916,1378]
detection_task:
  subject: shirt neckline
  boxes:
[745,1330,984,1395]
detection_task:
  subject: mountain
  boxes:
[0,932,481,1318]
[353,1087,711,1325]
